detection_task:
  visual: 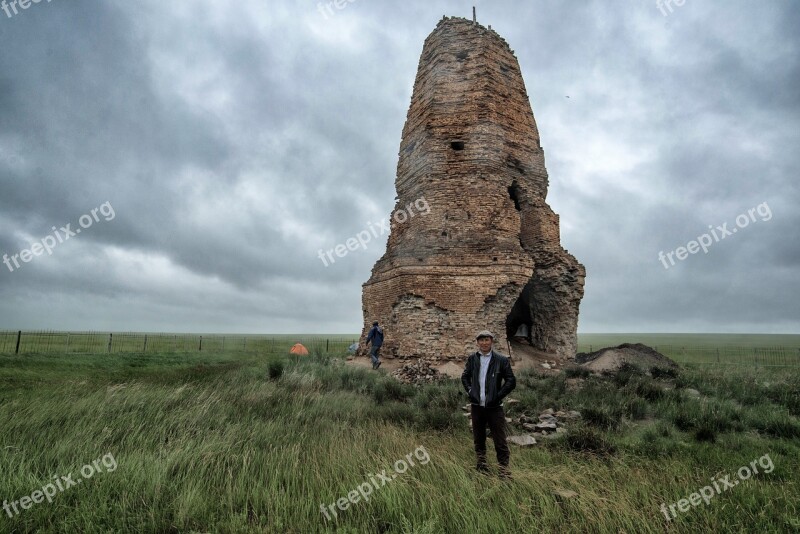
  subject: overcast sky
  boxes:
[0,0,797,334]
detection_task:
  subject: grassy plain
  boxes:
[0,337,798,532]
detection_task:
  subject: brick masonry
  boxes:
[361,16,585,361]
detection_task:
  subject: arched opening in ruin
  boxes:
[506,279,533,343]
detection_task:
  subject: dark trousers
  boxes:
[470,404,510,473]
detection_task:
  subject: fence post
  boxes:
[243,337,247,351]
[222,337,225,351]
[143,335,148,352]
[15,330,21,354]
[108,333,113,353]
[326,339,329,352]
[65,333,70,353]
[199,336,203,351]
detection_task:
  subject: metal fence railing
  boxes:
[2,331,798,367]
[0,331,358,356]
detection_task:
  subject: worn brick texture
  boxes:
[361,16,585,361]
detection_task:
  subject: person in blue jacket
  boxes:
[365,321,384,370]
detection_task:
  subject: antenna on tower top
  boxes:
[472,6,476,23]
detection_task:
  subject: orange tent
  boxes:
[289,343,309,355]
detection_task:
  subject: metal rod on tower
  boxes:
[473,6,476,23]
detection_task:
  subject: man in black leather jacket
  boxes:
[461,330,516,478]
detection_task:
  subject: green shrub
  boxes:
[374,401,416,426]
[609,363,644,387]
[625,397,649,420]
[694,425,717,443]
[415,406,461,431]
[267,359,284,380]
[749,412,800,439]
[582,406,621,430]
[672,400,743,440]
[650,366,679,380]
[565,366,591,379]
[564,426,616,455]
[632,378,664,402]
[412,382,462,412]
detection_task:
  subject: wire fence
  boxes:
[0,331,359,356]
[1,331,798,367]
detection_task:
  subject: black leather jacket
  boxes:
[461,350,516,408]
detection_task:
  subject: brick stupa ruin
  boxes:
[360,15,585,361]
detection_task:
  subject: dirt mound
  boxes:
[575,343,678,374]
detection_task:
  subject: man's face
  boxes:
[477,336,493,353]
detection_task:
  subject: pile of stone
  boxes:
[392,358,448,384]
[507,408,581,446]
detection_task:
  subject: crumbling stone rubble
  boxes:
[392,358,449,384]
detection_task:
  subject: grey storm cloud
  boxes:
[0,0,797,334]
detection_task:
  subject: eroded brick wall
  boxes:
[361,16,585,361]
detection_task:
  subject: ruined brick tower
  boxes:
[361,16,585,360]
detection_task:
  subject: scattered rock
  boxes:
[684,388,701,397]
[554,488,578,501]
[535,422,557,432]
[392,358,448,384]
[508,435,537,447]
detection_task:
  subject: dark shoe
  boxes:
[376,361,381,369]
[499,467,512,481]
[476,464,490,475]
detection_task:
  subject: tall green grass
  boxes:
[0,350,798,532]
